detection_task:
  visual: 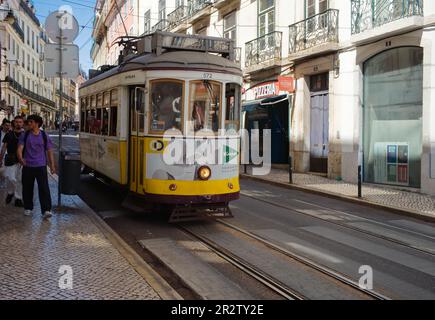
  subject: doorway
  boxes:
[310,73,329,174]
[129,86,146,194]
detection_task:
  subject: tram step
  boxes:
[169,204,233,223]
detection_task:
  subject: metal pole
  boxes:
[57,22,63,207]
[289,155,293,184]
[358,165,362,198]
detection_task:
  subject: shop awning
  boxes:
[242,94,290,112]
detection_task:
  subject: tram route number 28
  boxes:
[202,73,213,80]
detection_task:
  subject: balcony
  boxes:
[167,5,190,32]
[245,31,282,73]
[56,89,77,104]
[6,77,55,108]
[214,0,235,9]
[289,9,339,61]
[152,19,169,33]
[188,0,215,24]
[351,0,423,44]
[11,20,24,42]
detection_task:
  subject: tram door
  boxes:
[129,86,146,194]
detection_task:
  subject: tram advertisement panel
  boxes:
[145,137,239,181]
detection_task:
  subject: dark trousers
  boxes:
[22,166,52,213]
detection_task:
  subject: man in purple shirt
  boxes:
[17,115,56,219]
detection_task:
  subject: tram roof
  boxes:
[81,51,242,89]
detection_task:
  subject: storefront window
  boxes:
[363,47,423,188]
[189,81,221,133]
[149,80,183,133]
[225,83,241,131]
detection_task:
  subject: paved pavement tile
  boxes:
[0,176,160,300]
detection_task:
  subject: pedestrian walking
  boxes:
[17,115,56,219]
[0,116,24,207]
[0,119,11,188]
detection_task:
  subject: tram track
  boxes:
[178,221,388,300]
[240,191,435,257]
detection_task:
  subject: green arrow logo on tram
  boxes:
[224,145,238,164]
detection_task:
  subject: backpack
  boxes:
[22,130,48,163]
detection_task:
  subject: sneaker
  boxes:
[43,211,52,219]
[5,194,13,205]
[24,210,32,216]
[15,199,23,207]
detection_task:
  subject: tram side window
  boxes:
[110,89,118,136]
[80,97,86,132]
[102,92,110,135]
[150,80,183,133]
[95,93,103,134]
[189,81,221,133]
[225,83,241,131]
[88,95,96,133]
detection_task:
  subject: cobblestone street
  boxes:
[242,167,435,218]
[0,176,161,300]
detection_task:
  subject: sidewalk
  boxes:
[0,175,171,300]
[241,166,435,220]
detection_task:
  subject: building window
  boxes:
[223,11,237,43]
[159,0,166,21]
[144,10,151,34]
[32,31,34,49]
[27,26,30,45]
[258,0,275,37]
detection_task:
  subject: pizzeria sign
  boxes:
[245,76,295,101]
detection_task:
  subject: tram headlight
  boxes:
[198,166,211,181]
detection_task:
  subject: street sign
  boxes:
[45,11,79,44]
[44,43,79,78]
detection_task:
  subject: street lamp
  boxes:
[0,7,16,25]
[3,10,16,25]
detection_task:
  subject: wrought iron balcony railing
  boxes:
[152,19,169,32]
[245,31,282,68]
[188,0,215,18]
[167,5,189,30]
[289,9,339,54]
[6,76,55,108]
[351,0,423,35]
[234,47,242,64]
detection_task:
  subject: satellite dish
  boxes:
[45,10,79,44]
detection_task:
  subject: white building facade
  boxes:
[89,0,435,196]
[0,0,57,126]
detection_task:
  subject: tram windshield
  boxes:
[150,80,183,133]
[189,80,221,133]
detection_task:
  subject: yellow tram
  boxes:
[79,32,242,221]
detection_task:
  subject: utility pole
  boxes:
[57,20,63,207]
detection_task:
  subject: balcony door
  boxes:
[306,0,329,31]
